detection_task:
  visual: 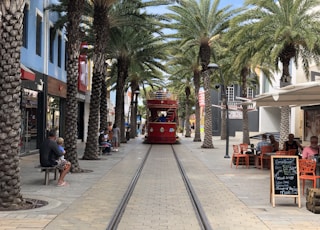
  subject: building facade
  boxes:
[211,85,259,137]
[256,61,320,144]
[20,0,88,154]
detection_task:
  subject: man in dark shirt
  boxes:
[40,130,71,186]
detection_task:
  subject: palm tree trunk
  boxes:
[201,72,214,148]
[100,75,108,131]
[83,2,109,160]
[279,106,290,149]
[64,0,84,172]
[242,105,250,144]
[121,99,126,143]
[185,95,191,137]
[83,72,102,160]
[193,72,201,142]
[130,92,135,138]
[130,83,139,138]
[279,56,292,148]
[0,0,24,209]
[115,58,129,143]
[240,69,250,144]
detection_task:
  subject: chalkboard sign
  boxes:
[270,155,301,208]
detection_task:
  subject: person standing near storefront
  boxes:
[112,124,120,152]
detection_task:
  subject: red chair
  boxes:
[231,145,249,168]
[258,145,273,169]
[239,143,249,154]
[275,150,288,155]
[288,149,297,156]
[299,159,320,195]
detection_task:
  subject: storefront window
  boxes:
[21,89,38,154]
[304,109,320,141]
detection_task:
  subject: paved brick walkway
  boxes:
[1,135,320,229]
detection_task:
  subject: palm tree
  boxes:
[167,70,194,137]
[46,0,91,169]
[64,0,85,171]
[83,0,116,160]
[166,0,239,148]
[167,46,202,141]
[234,0,320,148]
[107,15,168,142]
[221,27,274,144]
[127,68,165,139]
[0,0,24,209]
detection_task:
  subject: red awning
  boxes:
[21,64,35,81]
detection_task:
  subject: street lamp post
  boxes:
[221,79,230,159]
[130,90,140,138]
[208,63,230,159]
[134,90,140,137]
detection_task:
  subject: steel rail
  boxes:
[106,145,152,230]
[171,145,213,230]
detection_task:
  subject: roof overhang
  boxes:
[21,63,35,81]
[253,82,320,107]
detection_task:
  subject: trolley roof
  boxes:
[146,91,178,109]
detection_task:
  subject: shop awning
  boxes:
[253,82,320,107]
[21,63,35,81]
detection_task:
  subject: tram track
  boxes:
[171,145,213,230]
[106,144,212,230]
[106,145,153,230]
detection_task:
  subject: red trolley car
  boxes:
[145,91,178,144]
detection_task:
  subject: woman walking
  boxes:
[112,124,120,152]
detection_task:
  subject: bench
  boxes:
[41,166,59,185]
[99,145,113,156]
[98,145,105,156]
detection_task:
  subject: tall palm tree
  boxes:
[166,0,239,148]
[108,22,167,143]
[221,27,274,144]
[127,67,165,139]
[0,0,24,209]
[64,0,85,171]
[167,71,194,137]
[234,0,320,148]
[167,46,202,141]
[46,0,90,170]
[83,0,115,160]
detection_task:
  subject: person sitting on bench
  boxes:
[39,130,71,187]
[99,129,112,155]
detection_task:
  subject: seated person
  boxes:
[302,136,319,159]
[158,114,167,122]
[269,134,279,152]
[99,131,111,154]
[39,130,71,187]
[57,137,66,161]
[256,134,272,154]
[283,133,303,155]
